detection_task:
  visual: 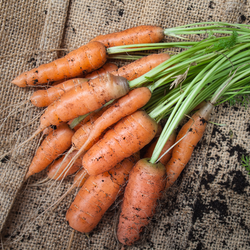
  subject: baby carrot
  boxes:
[117,158,166,245]
[165,102,214,189]
[25,123,74,180]
[12,41,107,87]
[91,25,164,48]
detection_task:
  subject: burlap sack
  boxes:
[0,0,249,249]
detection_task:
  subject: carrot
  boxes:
[84,62,118,79]
[24,123,74,180]
[82,110,158,176]
[39,73,129,129]
[71,104,113,149]
[74,87,151,152]
[143,130,176,165]
[91,25,164,48]
[117,158,166,245]
[12,41,107,87]
[30,63,118,108]
[66,155,138,233]
[47,151,82,180]
[165,102,214,189]
[30,78,88,107]
[111,53,170,81]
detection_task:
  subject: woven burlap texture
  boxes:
[0,0,249,249]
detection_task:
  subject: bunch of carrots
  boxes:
[3,22,250,247]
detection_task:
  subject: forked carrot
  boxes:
[24,123,74,180]
[117,158,166,245]
[165,102,214,189]
[82,110,158,176]
[66,155,138,233]
[91,25,164,48]
[12,41,107,87]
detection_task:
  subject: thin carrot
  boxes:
[165,102,214,189]
[91,25,164,48]
[143,130,176,165]
[47,151,82,181]
[84,62,118,79]
[30,78,88,107]
[12,41,107,87]
[111,53,170,81]
[82,110,158,176]
[24,123,74,180]
[66,155,138,233]
[117,158,166,245]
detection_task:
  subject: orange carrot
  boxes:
[165,102,214,189]
[30,78,88,107]
[12,41,107,87]
[143,130,176,165]
[82,110,158,176]
[66,155,138,233]
[75,87,151,152]
[84,62,118,79]
[111,53,170,81]
[47,151,82,180]
[71,104,113,149]
[117,158,166,245]
[37,73,129,131]
[91,25,164,48]
[25,123,74,180]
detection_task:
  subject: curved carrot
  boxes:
[66,155,138,233]
[91,25,164,48]
[47,151,82,180]
[143,130,176,165]
[25,123,74,180]
[12,41,107,87]
[117,158,166,245]
[82,110,158,176]
[165,102,214,189]
[112,53,170,81]
[30,78,88,107]
[84,62,118,79]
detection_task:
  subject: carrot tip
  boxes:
[11,76,26,88]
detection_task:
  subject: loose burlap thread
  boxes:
[0,0,249,249]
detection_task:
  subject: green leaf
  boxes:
[213,31,238,51]
[241,155,250,175]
